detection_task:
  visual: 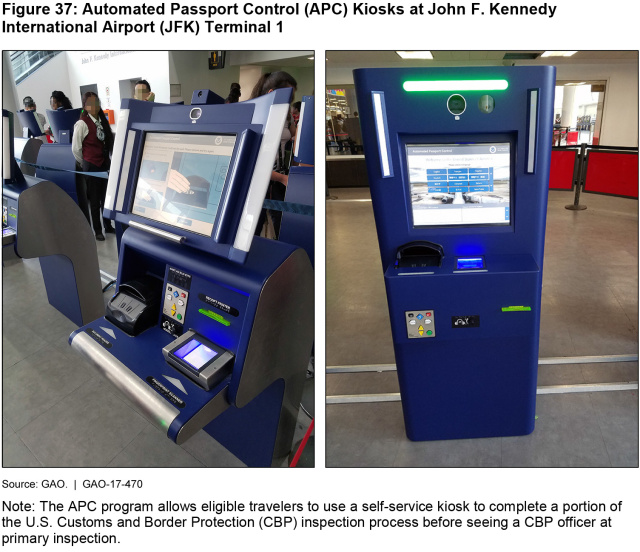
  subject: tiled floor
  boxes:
[2,232,314,468]
[326,188,638,467]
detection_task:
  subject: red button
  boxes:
[181,293,186,298]
[426,312,432,316]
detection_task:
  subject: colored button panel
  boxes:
[163,281,189,328]
[405,310,435,339]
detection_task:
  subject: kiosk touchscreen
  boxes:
[69,90,314,467]
[406,142,511,226]
[354,66,555,442]
[131,133,236,236]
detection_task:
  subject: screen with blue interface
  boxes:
[406,143,511,227]
[132,133,237,236]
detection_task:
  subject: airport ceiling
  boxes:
[326,50,639,67]
[227,51,314,67]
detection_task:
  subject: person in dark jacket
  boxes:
[71,92,114,240]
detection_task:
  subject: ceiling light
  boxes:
[541,51,578,58]
[396,51,434,60]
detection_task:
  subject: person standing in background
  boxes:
[50,90,73,110]
[134,80,155,102]
[22,96,47,143]
[72,92,114,241]
[225,82,241,103]
[248,71,297,238]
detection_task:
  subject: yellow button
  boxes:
[171,309,176,316]
[418,325,424,331]
[418,329,424,336]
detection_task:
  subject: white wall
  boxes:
[16,51,171,132]
[3,52,22,133]
[239,66,263,100]
[169,51,241,103]
[65,51,171,120]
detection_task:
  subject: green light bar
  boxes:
[199,308,231,326]
[403,79,509,92]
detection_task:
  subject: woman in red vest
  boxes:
[72,91,114,240]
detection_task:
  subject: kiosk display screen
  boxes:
[406,142,511,226]
[131,133,237,236]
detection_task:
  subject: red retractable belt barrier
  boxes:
[549,149,577,190]
[584,151,639,198]
[289,419,314,468]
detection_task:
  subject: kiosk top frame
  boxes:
[104,88,293,263]
[353,65,556,267]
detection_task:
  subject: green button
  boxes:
[426,330,433,336]
[177,314,182,320]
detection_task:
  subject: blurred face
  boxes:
[50,97,60,110]
[84,96,100,117]
[292,108,300,122]
[25,104,36,112]
[134,84,151,100]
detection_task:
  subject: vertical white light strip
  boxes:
[527,90,538,174]
[294,100,306,158]
[104,108,130,210]
[115,130,137,212]
[372,92,392,177]
[234,103,290,253]
[3,115,11,180]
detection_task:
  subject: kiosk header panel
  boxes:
[354,66,556,268]
[104,88,293,262]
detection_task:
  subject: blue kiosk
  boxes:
[354,66,555,440]
[69,89,314,466]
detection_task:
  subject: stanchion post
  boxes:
[565,142,588,211]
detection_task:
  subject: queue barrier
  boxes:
[550,145,638,210]
[584,148,638,198]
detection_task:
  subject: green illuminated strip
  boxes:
[403,79,509,92]
[502,306,532,312]
[198,308,231,326]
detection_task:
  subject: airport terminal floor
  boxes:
[2,239,314,467]
[326,187,638,467]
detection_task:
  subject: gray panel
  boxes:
[14,137,42,177]
[237,248,314,459]
[16,179,104,325]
